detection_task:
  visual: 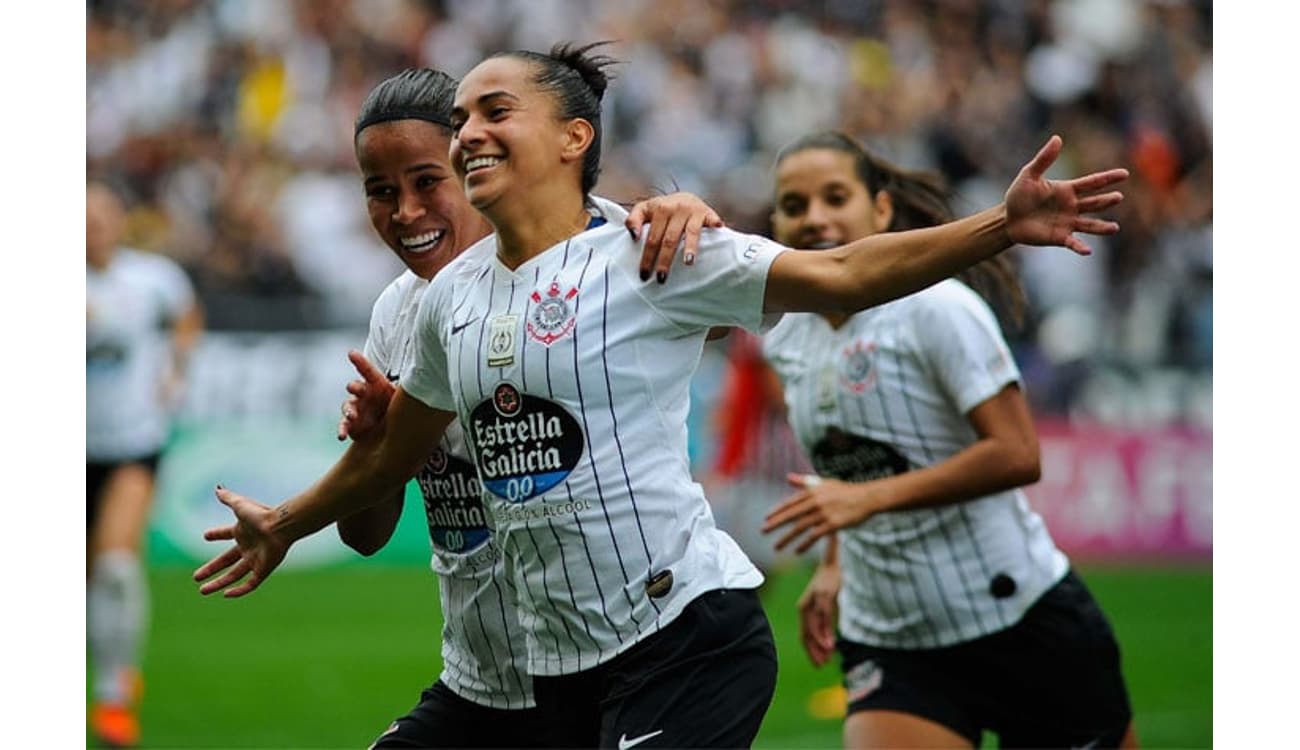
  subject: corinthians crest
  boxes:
[839,339,878,394]
[527,281,579,346]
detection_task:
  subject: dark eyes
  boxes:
[450,106,510,135]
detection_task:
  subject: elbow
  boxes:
[337,527,385,557]
[1010,449,1041,487]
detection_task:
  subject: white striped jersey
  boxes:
[402,203,780,676]
[364,270,533,709]
[87,248,195,461]
[762,279,1068,649]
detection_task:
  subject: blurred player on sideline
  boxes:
[87,180,203,747]
[761,132,1137,749]
[332,68,724,748]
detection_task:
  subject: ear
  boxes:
[560,118,595,164]
[873,190,895,231]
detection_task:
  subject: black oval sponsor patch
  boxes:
[470,382,584,503]
[811,427,912,482]
[417,449,490,554]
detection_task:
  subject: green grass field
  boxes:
[106,562,1210,749]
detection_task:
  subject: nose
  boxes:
[393,189,425,225]
[455,114,487,156]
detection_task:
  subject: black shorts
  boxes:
[87,454,160,529]
[838,570,1133,749]
[369,679,557,749]
[533,588,778,749]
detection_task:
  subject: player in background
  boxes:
[87,181,204,748]
[760,132,1137,749]
[195,42,1127,749]
[334,68,725,748]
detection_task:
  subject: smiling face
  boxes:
[356,119,492,280]
[771,148,893,250]
[449,56,587,214]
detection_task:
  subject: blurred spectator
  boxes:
[86,0,1211,426]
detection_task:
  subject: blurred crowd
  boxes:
[87,0,1212,424]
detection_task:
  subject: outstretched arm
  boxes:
[194,387,454,597]
[763,135,1127,313]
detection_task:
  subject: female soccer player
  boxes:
[87,180,204,748]
[760,132,1137,749]
[331,68,724,748]
[195,43,1127,748]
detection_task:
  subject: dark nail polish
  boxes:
[657,271,667,284]
[640,269,650,282]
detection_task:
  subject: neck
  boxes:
[489,192,591,270]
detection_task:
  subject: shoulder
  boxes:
[903,279,996,323]
[371,269,423,314]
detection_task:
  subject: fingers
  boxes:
[347,350,387,386]
[215,486,239,510]
[624,203,648,242]
[762,493,812,532]
[198,557,253,596]
[193,544,242,581]
[1075,191,1124,214]
[1068,168,1130,195]
[793,524,832,554]
[224,570,264,599]
[773,514,820,551]
[1063,236,1094,256]
[345,380,367,398]
[1072,216,1121,235]
[202,525,236,542]
[651,212,689,283]
[1022,134,1063,180]
[680,212,706,266]
[787,472,821,489]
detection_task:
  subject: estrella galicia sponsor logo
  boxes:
[838,340,877,394]
[417,449,490,554]
[811,427,912,482]
[471,382,584,503]
[527,280,579,346]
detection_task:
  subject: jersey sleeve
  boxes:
[400,274,456,411]
[363,283,398,375]
[149,255,197,322]
[912,283,1022,415]
[632,228,786,334]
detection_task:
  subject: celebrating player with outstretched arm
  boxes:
[196,41,1126,749]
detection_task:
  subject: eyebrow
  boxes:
[363,162,446,187]
[451,90,521,117]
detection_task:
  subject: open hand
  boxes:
[193,487,290,598]
[763,473,879,554]
[1004,135,1129,255]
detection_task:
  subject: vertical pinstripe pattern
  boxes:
[362,271,533,710]
[599,264,663,618]
[404,218,772,676]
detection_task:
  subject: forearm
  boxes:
[821,533,839,567]
[336,487,406,556]
[865,436,1039,516]
[795,206,1010,313]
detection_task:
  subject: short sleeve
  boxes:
[400,277,456,411]
[149,255,196,321]
[631,228,786,333]
[363,285,397,375]
[912,283,1021,415]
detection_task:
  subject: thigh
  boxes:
[980,572,1134,749]
[88,457,159,557]
[371,680,558,749]
[600,589,778,749]
[837,639,982,748]
[844,710,975,750]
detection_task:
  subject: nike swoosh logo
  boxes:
[451,317,479,334]
[618,730,663,750]
[385,370,400,383]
